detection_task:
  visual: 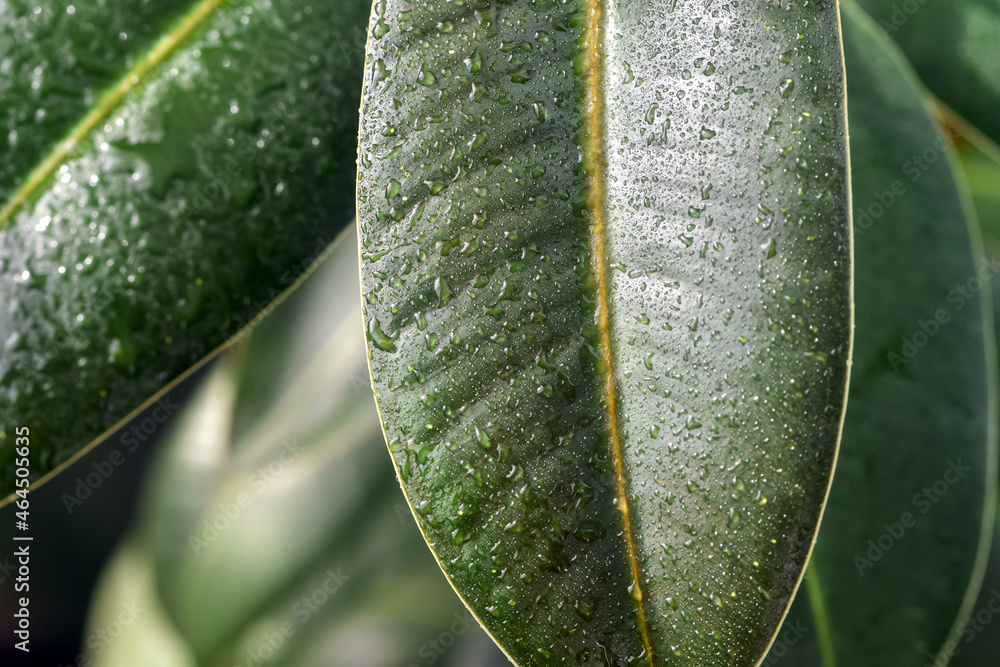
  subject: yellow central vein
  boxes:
[581,1,655,663]
[0,0,227,229]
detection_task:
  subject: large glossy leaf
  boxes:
[357,1,852,664]
[766,6,998,666]
[83,226,510,666]
[0,0,371,496]
[854,0,1000,148]
[948,498,1000,667]
[950,120,1000,667]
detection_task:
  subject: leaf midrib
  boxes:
[0,0,227,229]
[582,0,656,662]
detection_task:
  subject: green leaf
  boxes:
[960,146,1000,242]
[138,233,387,660]
[948,496,1000,667]
[84,226,509,666]
[84,543,198,667]
[0,0,372,496]
[778,6,998,666]
[357,1,852,664]
[951,118,1000,667]
[854,0,1000,148]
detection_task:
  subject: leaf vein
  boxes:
[0,0,228,228]
[582,0,656,662]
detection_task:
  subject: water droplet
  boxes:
[645,103,659,124]
[418,63,437,86]
[368,316,397,353]
[386,179,401,199]
[780,78,795,98]
[575,600,595,621]
[764,238,777,259]
[467,49,482,74]
[435,277,454,305]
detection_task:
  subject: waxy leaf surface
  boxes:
[0,0,371,495]
[358,0,853,664]
[763,6,998,666]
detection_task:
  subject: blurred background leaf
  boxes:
[855,0,1000,150]
[81,228,510,667]
[787,5,997,666]
[758,6,1000,664]
[947,96,1000,667]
